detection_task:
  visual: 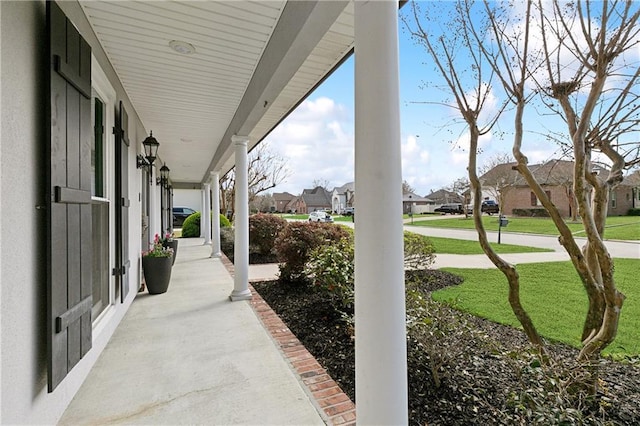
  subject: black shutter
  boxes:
[94,99,104,197]
[47,0,93,392]
[113,101,130,302]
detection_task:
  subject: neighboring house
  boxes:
[286,195,306,214]
[273,192,296,213]
[481,159,633,217]
[331,182,355,213]
[299,186,332,214]
[612,170,640,215]
[402,191,433,214]
[425,189,463,205]
[477,162,519,208]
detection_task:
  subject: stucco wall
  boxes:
[174,188,203,212]
[1,2,51,422]
[1,2,144,423]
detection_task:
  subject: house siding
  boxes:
[611,185,636,216]
[1,2,144,423]
[504,186,571,217]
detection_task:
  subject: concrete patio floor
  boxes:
[60,238,325,425]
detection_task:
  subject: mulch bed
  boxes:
[252,269,640,425]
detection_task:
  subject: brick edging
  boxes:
[219,254,356,425]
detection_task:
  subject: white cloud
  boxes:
[265,97,354,193]
[401,135,433,194]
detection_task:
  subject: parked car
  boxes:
[341,207,355,216]
[481,200,500,215]
[308,211,334,223]
[434,203,464,214]
[172,206,196,227]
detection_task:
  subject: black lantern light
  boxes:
[137,131,160,169]
[157,164,170,186]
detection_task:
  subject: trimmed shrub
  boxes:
[512,208,550,217]
[249,213,287,255]
[627,208,640,216]
[219,214,231,228]
[404,231,435,270]
[181,212,201,238]
[220,227,235,260]
[304,239,355,312]
[181,212,231,238]
[274,222,350,284]
[303,231,433,316]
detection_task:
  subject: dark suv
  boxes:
[481,200,500,215]
[172,206,196,227]
[434,203,464,214]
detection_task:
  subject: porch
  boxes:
[59,238,326,425]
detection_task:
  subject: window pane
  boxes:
[92,200,110,319]
[93,98,104,197]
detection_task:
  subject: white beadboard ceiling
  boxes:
[80,0,355,186]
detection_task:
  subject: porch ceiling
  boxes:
[80,0,354,186]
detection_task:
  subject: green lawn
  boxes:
[412,215,640,241]
[279,213,353,222]
[432,259,640,357]
[428,236,552,254]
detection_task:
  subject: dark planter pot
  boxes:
[162,240,178,265]
[142,256,173,294]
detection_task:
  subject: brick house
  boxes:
[290,186,332,214]
[483,160,637,217]
[272,192,296,213]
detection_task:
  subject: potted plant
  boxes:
[142,234,174,294]
[161,232,178,265]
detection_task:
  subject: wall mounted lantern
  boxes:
[157,164,170,186]
[136,131,160,169]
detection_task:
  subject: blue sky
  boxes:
[262,3,635,197]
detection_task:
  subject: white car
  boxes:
[308,211,334,223]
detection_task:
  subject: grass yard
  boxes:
[278,213,353,222]
[433,259,640,357]
[412,215,640,241]
[428,236,552,255]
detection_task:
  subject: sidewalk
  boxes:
[60,238,325,425]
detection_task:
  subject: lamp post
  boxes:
[137,131,160,239]
[137,131,160,185]
[157,165,170,234]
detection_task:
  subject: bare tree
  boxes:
[531,0,639,361]
[478,152,517,214]
[446,176,471,218]
[402,180,416,194]
[406,0,639,368]
[405,0,544,349]
[220,142,291,219]
[311,178,332,192]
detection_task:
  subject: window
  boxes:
[92,98,105,197]
[91,95,110,320]
[531,190,551,206]
[611,191,617,209]
[90,58,117,322]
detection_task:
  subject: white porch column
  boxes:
[354,1,408,424]
[211,171,222,258]
[200,188,206,238]
[230,135,251,301]
[203,183,212,245]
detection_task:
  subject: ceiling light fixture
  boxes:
[169,40,195,55]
